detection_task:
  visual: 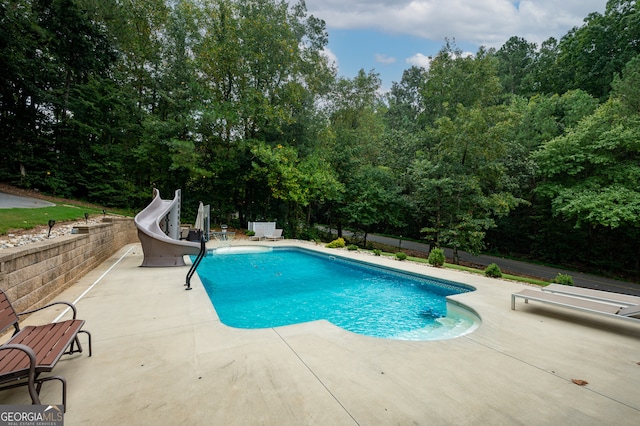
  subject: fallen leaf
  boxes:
[572,379,588,386]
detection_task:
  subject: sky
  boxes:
[302,0,610,91]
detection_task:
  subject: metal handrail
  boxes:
[185,235,206,291]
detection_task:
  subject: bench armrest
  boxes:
[0,343,37,367]
[18,301,78,320]
[0,344,40,404]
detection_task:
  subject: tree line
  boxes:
[1,0,639,279]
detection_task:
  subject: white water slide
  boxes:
[134,188,201,267]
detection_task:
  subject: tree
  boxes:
[248,141,342,229]
[0,0,119,197]
[0,0,46,183]
[494,36,537,97]
[554,0,640,99]
[385,66,428,132]
[322,69,387,235]
[611,54,640,112]
[410,104,523,262]
[191,0,335,224]
[527,37,562,95]
[420,42,502,124]
[532,93,640,275]
[534,57,640,231]
[338,165,405,246]
[515,90,599,151]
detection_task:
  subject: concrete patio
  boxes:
[1,240,639,425]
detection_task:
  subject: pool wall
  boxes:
[212,246,273,255]
[274,245,476,294]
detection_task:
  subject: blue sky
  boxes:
[303,0,609,91]
[326,29,477,89]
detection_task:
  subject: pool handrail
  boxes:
[185,235,207,290]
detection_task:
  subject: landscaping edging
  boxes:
[0,217,137,313]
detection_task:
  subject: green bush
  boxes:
[245,230,256,236]
[553,273,574,286]
[395,252,407,261]
[484,263,503,278]
[326,237,346,248]
[347,244,358,251]
[298,226,319,241]
[373,249,382,256]
[428,248,445,267]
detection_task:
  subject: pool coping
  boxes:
[2,240,639,424]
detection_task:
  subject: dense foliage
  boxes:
[1,0,639,278]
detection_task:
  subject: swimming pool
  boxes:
[196,246,480,340]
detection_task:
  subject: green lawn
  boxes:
[0,205,109,235]
[373,250,549,287]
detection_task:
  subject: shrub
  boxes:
[246,230,255,237]
[395,252,407,261]
[373,249,382,256]
[326,237,346,248]
[428,248,445,267]
[553,273,574,286]
[484,263,502,278]
[347,244,358,251]
[298,226,319,241]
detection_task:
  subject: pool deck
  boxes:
[2,240,639,425]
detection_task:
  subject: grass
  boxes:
[442,261,549,286]
[324,225,573,281]
[317,226,553,286]
[374,250,549,287]
[0,184,136,236]
[0,205,111,235]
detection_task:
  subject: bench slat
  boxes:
[7,320,85,370]
[0,296,19,334]
[0,348,32,376]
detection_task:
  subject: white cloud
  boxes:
[305,0,607,47]
[322,47,338,68]
[406,53,432,69]
[405,49,474,70]
[375,54,397,64]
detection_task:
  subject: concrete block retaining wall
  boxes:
[0,217,137,313]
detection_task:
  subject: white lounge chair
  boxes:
[264,229,283,240]
[249,230,264,241]
[511,288,640,324]
[541,284,640,306]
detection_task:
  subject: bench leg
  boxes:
[511,295,530,310]
[65,330,92,357]
[79,330,92,357]
[36,375,66,412]
[0,379,41,406]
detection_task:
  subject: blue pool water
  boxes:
[195,247,480,340]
